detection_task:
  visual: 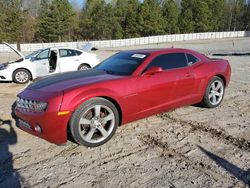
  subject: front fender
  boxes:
[60,88,123,114]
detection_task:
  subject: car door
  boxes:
[48,49,60,74]
[131,52,195,115]
[58,49,79,72]
[33,49,50,77]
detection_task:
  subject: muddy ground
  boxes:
[0,38,250,188]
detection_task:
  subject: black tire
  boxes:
[11,101,18,121]
[78,64,91,70]
[13,69,31,84]
[201,76,225,108]
[69,97,119,147]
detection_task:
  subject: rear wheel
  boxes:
[78,64,90,70]
[69,97,119,147]
[13,69,31,84]
[201,76,225,108]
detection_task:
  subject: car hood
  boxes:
[3,41,25,59]
[0,58,24,69]
[6,58,24,65]
[27,69,124,92]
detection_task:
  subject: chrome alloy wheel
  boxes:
[78,104,115,144]
[79,66,89,70]
[208,80,224,106]
[15,71,29,83]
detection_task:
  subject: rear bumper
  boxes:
[15,107,71,144]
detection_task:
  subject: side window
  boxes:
[148,53,188,70]
[59,49,67,57]
[36,49,50,60]
[67,50,76,57]
[59,49,77,58]
[186,53,199,65]
[75,50,82,56]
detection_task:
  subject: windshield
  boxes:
[95,52,149,75]
[25,49,43,59]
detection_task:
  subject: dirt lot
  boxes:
[0,38,250,187]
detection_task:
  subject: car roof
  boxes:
[50,47,83,51]
[125,48,198,55]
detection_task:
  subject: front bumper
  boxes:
[15,108,71,144]
[0,69,12,81]
[14,89,71,144]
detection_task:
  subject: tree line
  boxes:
[0,0,249,43]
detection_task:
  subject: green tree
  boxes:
[179,0,195,33]
[80,0,108,40]
[22,10,37,43]
[36,0,76,42]
[113,0,140,38]
[192,0,212,32]
[223,0,245,31]
[179,0,212,33]
[0,0,24,43]
[162,0,180,34]
[207,0,226,31]
[231,0,245,30]
[0,3,7,41]
[78,0,93,40]
[112,0,127,39]
[243,4,250,30]
[137,0,165,36]
[1,0,249,43]
[36,0,55,42]
[80,0,121,40]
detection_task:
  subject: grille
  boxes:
[16,97,47,112]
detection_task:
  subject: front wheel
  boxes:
[13,69,31,84]
[69,97,119,147]
[201,76,225,108]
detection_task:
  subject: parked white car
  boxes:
[0,42,100,84]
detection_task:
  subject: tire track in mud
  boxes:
[137,109,249,187]
[159,113,250,152]
[32,146,149,187]
[138,134,240,187]
[15,145,80,171]
[12,149,31,161]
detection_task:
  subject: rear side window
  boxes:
[186,53,199,65]
[59,49,77,57]
[148,53,187,70]
[75,50,82,55]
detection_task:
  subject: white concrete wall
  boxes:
[0,31,249,52]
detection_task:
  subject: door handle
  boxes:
[42,63,46,65]
[185,73,192,77]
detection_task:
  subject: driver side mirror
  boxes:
[143,66,163,76]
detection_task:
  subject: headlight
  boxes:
[0,64,9,70]
[16,97,48,112]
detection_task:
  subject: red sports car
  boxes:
[14,48,231,147]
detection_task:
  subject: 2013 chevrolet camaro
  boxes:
[14,48,231,147]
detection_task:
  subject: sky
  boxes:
[69,0,84,8]
[68,0,146,9]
